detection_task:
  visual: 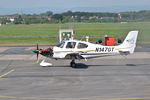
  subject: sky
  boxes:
[0,0,150,15]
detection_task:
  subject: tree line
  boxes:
[1,10,150,24]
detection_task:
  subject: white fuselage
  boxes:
[52,30,139,59]
[52,40,123,59]
[34,31,138,67]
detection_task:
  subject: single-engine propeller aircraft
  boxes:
[33,31,138,67]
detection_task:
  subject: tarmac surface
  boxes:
[0,45,150,100]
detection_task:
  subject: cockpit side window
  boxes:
[66,42,76,49]
[77,43,88,49]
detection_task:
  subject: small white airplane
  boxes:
[33,31,138,67]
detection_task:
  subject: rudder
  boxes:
[119,31,139,54]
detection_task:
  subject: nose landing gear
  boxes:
[70,60,76,68]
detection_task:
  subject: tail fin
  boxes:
[119,31,138,54]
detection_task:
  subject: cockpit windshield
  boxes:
[56,42,65,48]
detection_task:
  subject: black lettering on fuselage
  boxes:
[95,47,114,52]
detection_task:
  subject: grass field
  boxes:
[0,22,150,45]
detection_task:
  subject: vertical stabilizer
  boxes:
[119,31,138,54]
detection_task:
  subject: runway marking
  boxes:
[0,69,15,78]
[107,97,150,100]
[0,96,150,100]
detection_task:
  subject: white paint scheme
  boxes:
[53,31,138,59]
[38,31,138,67]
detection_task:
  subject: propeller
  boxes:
[36,43,39,60]
[32,44,53,62]
[32,43,40,61]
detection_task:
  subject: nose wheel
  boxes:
[70,60,76,68]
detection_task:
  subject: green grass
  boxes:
[0,37,57,45]
[0,22,150,45]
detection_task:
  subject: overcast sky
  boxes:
[0,0,150,14]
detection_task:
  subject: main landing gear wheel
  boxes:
[70,60,76,68]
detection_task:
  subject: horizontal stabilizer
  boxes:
[119,51,130,55]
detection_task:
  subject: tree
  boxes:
[13,15,23,24]
[52,14,63,23]
[40,11,53,16]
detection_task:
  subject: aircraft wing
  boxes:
[65,51,116,60]
[65,53,84,60]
